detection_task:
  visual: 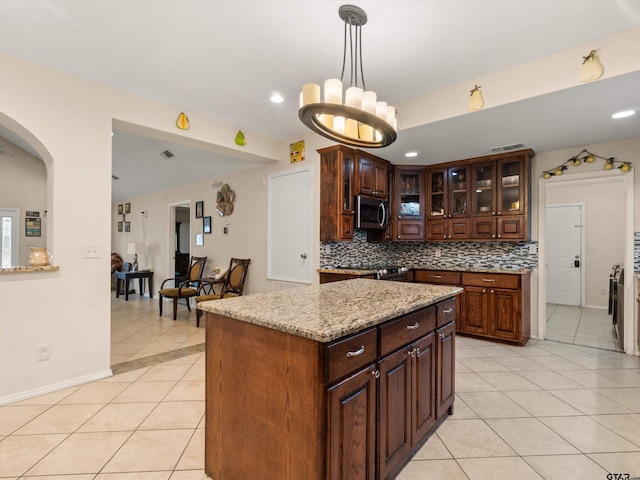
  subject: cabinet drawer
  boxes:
[325,328,377,383]
[380,307,436,356]
[436,297,457,327]
[462,272,519,289]
[414,270,461,285]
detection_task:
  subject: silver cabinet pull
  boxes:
[346,345,365,357]
[408,348,416,358]
[406,322,420,330]
[443,308,453,313]
[482,279,496,282]
[439,333,446,340]
[432,275,442,279]
[371,370,380,378]
[415,347,421,356]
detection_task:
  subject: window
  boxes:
[0,209,18,267]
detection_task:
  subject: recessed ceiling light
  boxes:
[405,151,418,158]
[270,93,284,103]
[611,110,636,119]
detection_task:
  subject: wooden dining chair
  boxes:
[158,256,207,320]
[195,258,250,326]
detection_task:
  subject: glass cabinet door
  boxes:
[448,166,468,216]
[472,162,494,216]
[428,170,446,217]
[342,156,354,215]
[398,171,422,218]
[499,159,523,214]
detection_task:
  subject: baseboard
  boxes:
[584,304,608,310]
[0,369,113,406]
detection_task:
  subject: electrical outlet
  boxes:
[84,244,101,259]
[324,245,331,254]
[37,344,51,361]
[528,243,537,254]
[435,247,441,258]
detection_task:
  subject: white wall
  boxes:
[547,181,625,308]
[0,138,48,265]
[0,51,299,404]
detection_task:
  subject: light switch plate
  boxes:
[84,244,101,259]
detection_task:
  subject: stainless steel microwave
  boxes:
[355,195,388,230]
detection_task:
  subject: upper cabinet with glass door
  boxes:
[498,157,526,215]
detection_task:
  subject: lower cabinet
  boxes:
[328,364,377,480]
[328,304,457,480]
[414,269,530,346]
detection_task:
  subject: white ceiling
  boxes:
[0,1,639,202]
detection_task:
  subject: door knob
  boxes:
[300,253,307,259]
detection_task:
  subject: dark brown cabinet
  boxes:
[426,165,470,240]
[436,321,455,418]
[426,149,532,242]
[319,145,356,241]
[328,364,377,480]
[394,166,425,241]
[358,153,389,199]
[469,153,531,240]
[461,271,530,345]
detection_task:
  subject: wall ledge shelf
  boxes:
[0,265,60,274]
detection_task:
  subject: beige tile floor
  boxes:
[546,304,620,351]
[1,295,640,479]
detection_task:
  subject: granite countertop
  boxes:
[319,266,531,275]
[0,265,60,274]
[198,278,462,343]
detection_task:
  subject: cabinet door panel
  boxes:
[497,216,525,240]
[471,218,496,240]
[461,286,488,335]
[426,219,447,240]
[413,333,436,442]
[328,364,377,480]
[489,288,520,341]
[449,218,470,239]
[396,220,425,241]
[378,349,411,480]
[436,322,455,419]
[374,162,388,198]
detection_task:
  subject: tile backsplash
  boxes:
[320,230,538,271]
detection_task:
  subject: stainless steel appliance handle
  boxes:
[378,202,387,227]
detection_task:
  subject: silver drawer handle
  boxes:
[482,279,496,282]
[443,308,453,313]
[406,322,420,330]
[432,275,442,279]
[346,345,365,357]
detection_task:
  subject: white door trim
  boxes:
[545,202,585,307]
[537,170,636,355]
[0,207,19,267]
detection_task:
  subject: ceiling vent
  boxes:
[160,150,175,158]
[490,143,526,153]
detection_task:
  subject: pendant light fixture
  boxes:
[299,4,397,148]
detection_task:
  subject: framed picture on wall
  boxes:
[195,233,204,246]
[203,216,211,234]
[125,203,131,214]
[25,217,41,237]
[118,204,123,215]
[195,201,204,218]
[124,221,131,232]
[117,221,123,232]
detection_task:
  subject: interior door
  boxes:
[267,166,313,283]
[0,208,18,267]
[546,204,582,306]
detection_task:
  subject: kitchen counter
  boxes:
[319,265,531,275]
[198,278,462,342]
[0,265,60,274]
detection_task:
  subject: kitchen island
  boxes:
[199,279,462,480]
